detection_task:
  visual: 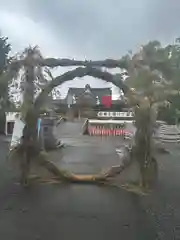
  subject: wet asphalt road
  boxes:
[0,121,180,239]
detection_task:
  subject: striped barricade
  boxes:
[88,126,132,137]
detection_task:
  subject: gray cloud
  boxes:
[1,0,180,58]
[1,0,180,95]
[27,0,148,58]
[146,0,180,40]
[26,0,180,58]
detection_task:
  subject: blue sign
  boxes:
[37,118,41,138]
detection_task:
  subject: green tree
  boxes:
[0,35,14,133]
[0,35,11,73]
[137,38,180,124]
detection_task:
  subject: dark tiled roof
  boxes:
[68,87,111,96]
[65,86,112,104]
[51,87,130,107]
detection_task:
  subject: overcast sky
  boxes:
[0,0,180,98]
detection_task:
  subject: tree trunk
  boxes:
[20,151,31,186]
[134,102,158,190]
[20,52,38,185]
[0,110,5,134]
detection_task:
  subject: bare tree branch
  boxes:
[44,68,54,81]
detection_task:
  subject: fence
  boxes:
[88,126,133,137]
[155,125,180,143]
[86,119,134,137]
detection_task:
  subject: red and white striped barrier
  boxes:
[88,127,132,137]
